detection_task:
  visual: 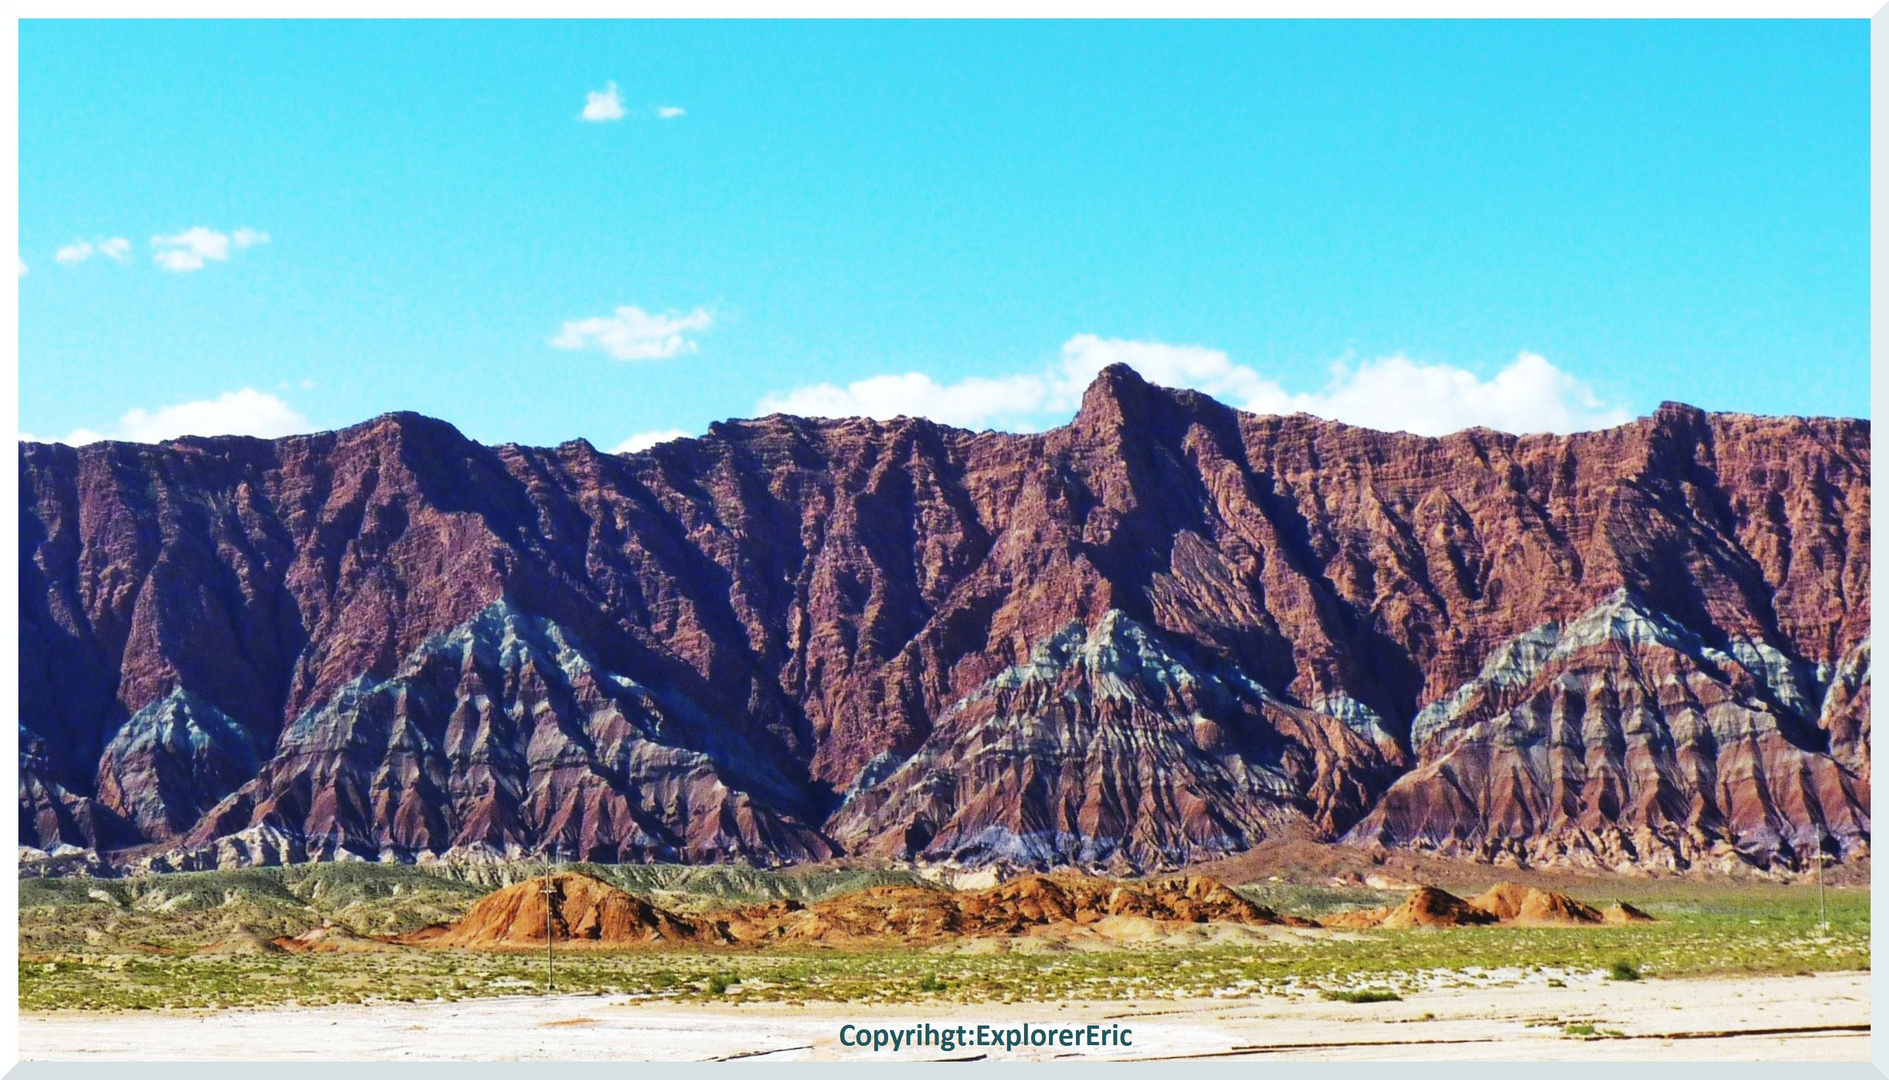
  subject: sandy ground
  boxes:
[20,970,1867,1061]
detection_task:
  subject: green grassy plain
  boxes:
[17,863,1868,1013]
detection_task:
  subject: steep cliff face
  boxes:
[18,366,1870,872]
[827,610,1401,871]
[1345,591,1869,870]
[170,601,837,867]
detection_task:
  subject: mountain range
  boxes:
[19,365,1870,874]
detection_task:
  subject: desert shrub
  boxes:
[1321,988,1401,1003]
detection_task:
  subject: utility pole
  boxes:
[541,845,556,993]
[1816,833,1828,933]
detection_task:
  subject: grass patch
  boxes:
[15,865,1869,1012]
[1607,960,1642,981]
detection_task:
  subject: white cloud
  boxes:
[656,106,686,119]
[46,389,310,445]
[550,305,713,361]
[581,81,626,122]
[1232,351,1631,436]
[151,227,228,271]
[17,256,27,277]
[53,237,132,266]
[614,429,692,454]
[757,336,1631,437]
[759,372,1053,431]
[151,226,267,272]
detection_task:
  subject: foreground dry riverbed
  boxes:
[21,970,1867,1061]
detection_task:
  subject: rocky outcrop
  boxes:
[714,872,1305,945]
[96,689,265,841]
[1323,882,1638,928]
[1322,885,1501,929]
[168,601,835,868]
[1344,590,1870,870]
[429,872,700,947]
[419,871,1297,949]
[1466,883,1605,925]
[828,610,1399,871]
[18,366,1870,873]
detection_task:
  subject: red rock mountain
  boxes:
[18,366,1870,873]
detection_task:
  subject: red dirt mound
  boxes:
[1467,883,1605,925]
[427,873,700,948]
[1323,885,1501,929]
[272,923,399,953]
[704,874,1305,946]
[1325,883,1655,930]
[197,929,285,955]
[425,872,1316,950]
[1602,901,1655,924]
[956,874,1290,931]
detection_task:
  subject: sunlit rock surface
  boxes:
[18,367,1869,871]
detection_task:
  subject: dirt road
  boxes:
[21,971,1867,1061]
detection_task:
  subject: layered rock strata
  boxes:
[19,366,1869,872]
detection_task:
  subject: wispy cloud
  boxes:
[757,336,1631,437]
[550,305,713,361]
[581,81,626,122]
[54,237,132,266]
[34,389,310,445]
[614,429,692,454]
[656,105,686,119]
[16,257,26,277]
[759,372,1054,432]
[151,226,269,272]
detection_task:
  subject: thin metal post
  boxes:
[1816,836,1828,933]
[541,845,556,993]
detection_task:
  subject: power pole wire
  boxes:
[542,845,556,993]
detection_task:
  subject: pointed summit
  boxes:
[1073,363,1161,433]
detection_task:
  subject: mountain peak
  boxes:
[1074,363,1163,431]
[18,373,1869,875]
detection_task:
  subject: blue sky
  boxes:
[19,20,1868,450]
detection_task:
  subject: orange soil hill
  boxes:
[1326,883,1654,929]
[196,929,285,955]
[272,923,401,953]
[424,873,701,948]
[706,873,1312,945]
[418,871,1304,950]
[414,873,1650,949]
[1602,901,1656,924]
[1323,885,1502,929]
[1467,883,1605,925]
